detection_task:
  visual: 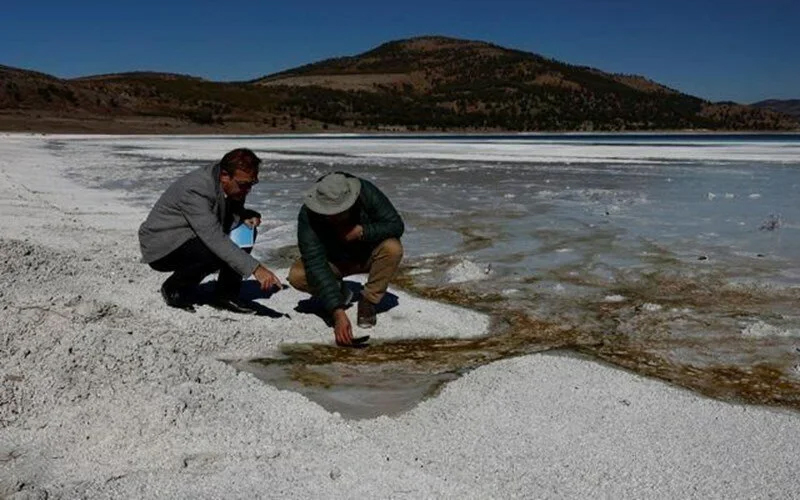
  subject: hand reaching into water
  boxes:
[333,308,353,346]
[332,309,370,347]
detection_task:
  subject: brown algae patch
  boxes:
[272,311,598,375]
[577,270,800,409]
[289,364,335,388]
[580,342,800,409]
[394,265,800,412]
[237,310,600,418]
[236,262,800,418]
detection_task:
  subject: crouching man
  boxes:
[289,172,404,346]
[138,148,281,313]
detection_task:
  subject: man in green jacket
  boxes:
[288,172,404,346]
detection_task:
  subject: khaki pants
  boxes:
[288,238,403,305]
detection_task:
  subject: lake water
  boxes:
[57,133,800,412]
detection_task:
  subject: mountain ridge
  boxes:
[1,36,797,133]
[254,36,679,96]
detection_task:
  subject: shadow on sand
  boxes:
[195,279,289,318]
[292,279,399,326]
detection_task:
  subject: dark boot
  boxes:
[210,261,257,314]
[357,298,377,328]
[160,282,196,313]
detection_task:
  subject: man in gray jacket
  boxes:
[139,148,281,313]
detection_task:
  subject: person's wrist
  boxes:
[254,264,270,279]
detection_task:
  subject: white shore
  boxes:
[1,134,799,498]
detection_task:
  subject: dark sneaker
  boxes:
[210,297,258,315]
[160,283,196,313]
[357,298,377,328]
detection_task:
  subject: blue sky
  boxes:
[2,0,797,103]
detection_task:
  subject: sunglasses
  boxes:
[234,179,259,189]
[223,170,259,189]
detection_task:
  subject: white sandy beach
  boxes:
[1,134,800,499]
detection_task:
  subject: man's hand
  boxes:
[342,224,364,242]
[254,265,282,292]
[332,308,353,346]
[243,216,262,229]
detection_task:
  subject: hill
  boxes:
[1,37,797,133]
[751,99,800,120]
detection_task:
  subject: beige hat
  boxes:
[303,173,362,215]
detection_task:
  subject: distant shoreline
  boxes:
[2,114,799,137]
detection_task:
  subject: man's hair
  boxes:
[219,148,261,175]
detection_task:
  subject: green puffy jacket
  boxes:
[297,173,404,312]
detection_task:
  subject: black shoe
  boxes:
[160,284,196,313]
[210,297,258,315]
[357,298,377,328]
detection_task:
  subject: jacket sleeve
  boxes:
[180,187,260,277]
[359,179,404,243]
[297,209,344,312]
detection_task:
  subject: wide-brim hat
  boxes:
[304,173,362,215]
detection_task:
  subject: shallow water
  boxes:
[57,134,800,417]
[229,357,461,419]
